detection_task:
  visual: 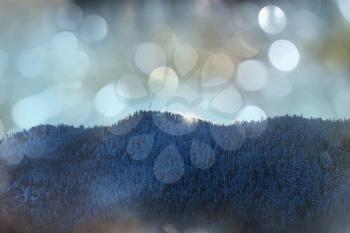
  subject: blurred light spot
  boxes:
[151,24,178,51]
[149,67,178,95]
[116,73,148,100]
[210,86,243,114]
[56,3,83,30]
[236,60,268,91]
[52,31,79,60]
[152,102,198,135]
[80,14,108,43]
[236,105,267,122]
[134,43,167,74]
[268,40,300,72]
[0,50,8,77]
[337,0,350,23]
[127,134,154,161]
[154,144,184,184]
[12,93,62,129]
[201,53,235,88]
[173,44,199,76]
[190,139,215,169]
[258,5,286,34]
[163,224,178,233]
[94,83,125,117]
[182,112,198,124]
[17,47,48,78]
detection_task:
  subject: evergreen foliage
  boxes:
[0,111,350,233]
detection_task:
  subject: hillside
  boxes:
[1,111,350,233]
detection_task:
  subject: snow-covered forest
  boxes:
[0,111,350,233]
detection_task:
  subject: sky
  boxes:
[0,0,350,137]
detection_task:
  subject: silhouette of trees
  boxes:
[0,111,350,233]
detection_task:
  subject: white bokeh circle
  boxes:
[258,5,286,34]
[268,40,300,72]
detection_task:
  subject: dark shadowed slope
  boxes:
[1,111,350,233]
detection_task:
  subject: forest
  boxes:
[1,111,350,233]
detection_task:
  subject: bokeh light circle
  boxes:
[127,134,154,161]
[94,83,125,117]
[134,43,167,74]
[149,67,178,95]
[153,144,185,184]
[201,53,235,88]
[12,94,62,129]
[209,86,243,114]
[190,140,216,169]
[52,31,79,60]
[0,0,348,134]
[116,74,148,100]
[173,44,199,76]
[258,5,286,34]
[268,40,300,72]
[236,105,267,122]
[17,47,48,78]
[80,15,108,43]
[236,60,269,91]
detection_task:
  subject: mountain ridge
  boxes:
[0,111,350,233]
